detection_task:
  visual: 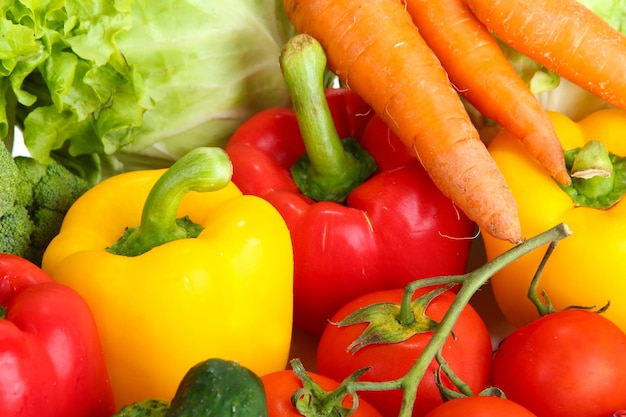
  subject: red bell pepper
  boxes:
[225,34,476,336]
[0,253,115,417]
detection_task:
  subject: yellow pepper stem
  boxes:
[107,147,233,257]
[571,141,614,198]
[559,140,626,209]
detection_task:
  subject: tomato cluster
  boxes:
[261,285,626,417]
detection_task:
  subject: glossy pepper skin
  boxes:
[41,148,294,409]
[483,109,626,331]
[226,87,476,336]
[0,253,115,417]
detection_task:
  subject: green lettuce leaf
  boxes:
[2,0,296,176]
[578,0,626,32]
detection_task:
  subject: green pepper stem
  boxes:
[107,147,232,257]
[570,141,614,199]
[280,34,377,203]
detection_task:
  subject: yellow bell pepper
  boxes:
[482,109,626,332]
[41,148,294,409]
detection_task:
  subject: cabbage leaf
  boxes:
[1,0,296,176]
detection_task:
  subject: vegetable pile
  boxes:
[282,0,626,244]
[225,34,476,336]
[2,0,626,416]
[0,142,93,266]
[483,109,626,333]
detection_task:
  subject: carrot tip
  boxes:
[481,210,523,244]
[554,171,572,186]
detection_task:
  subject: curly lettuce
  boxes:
[1,0,296,177]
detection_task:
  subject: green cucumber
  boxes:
[165,358,269,417]
[113,399,169,417]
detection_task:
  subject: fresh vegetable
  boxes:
[261,361,384,417]
[440,0,626,126]
[226,34,476,336]
[41,147,294,408]
[423,396,538,417]
[465,0,626,111]
[0,142,93,266]
[0,253,115,417]
[166,358,268,417]
[577,0,626,33]
[470,0,626,124]
[404,0,569,186]
[113,400,169,417]
[1,0,296,177]
[113,358,268,417]
[482,109,626,332]
[490,309,626,417]
[481,0,626,125]
[279,224,571,417]
[282,0,522,243]
[316,286,493,417]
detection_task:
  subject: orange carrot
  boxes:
[405,0,571,186]
[465,0,626,111]
[282,0,523,243]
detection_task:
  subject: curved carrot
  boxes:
[465,0,626,111]
[282,0,523,243]
[405,0,570,186]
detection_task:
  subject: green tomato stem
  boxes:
[280,34,377,203]
[527,241,559,316]
[349,223,572,416]
[291,358,370,417]
[107,147,232,257]
[435,352,475,398]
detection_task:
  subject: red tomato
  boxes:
[316,287,493,417]
[490,309,626,417]
[261,369,383,417]
[423,396,538,416]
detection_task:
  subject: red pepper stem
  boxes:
[107,147,232,257]
[280,34,376,203]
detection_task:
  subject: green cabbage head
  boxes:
[1,0,296,176]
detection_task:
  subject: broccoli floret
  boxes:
[0,142,33,257]
[13,156,46,207]
[0,141,19,217]
[26,207,65,266]
[0,205,34,256]
[0,142,94,266]
[24,156,91,213]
